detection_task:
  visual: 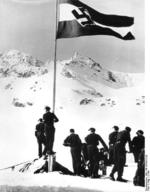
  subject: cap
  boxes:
[136,130,144,135]
[125,127,131,132]
[88,127,96,132]
[70,129,75,133]
[113,126,119,131]
[45,106,51,110]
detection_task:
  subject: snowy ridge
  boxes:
[0,50,144,89]
[62,52,144,89]
[0,50,48,77]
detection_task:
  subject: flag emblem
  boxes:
[72,7,95,27]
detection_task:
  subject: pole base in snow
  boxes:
[48,154,56,172]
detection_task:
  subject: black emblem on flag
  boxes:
[72,7,94,27]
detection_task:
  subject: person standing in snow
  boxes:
[85,127,108,178]
[35,118,46,158]
[109,126,132,182]
[43,106,59,155]
[108,125,119,165]
[63,129,82,176]
[131,130,145,163]
[133,148,145,187]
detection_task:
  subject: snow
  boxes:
[0,50,145,191]
[0,160,144,192]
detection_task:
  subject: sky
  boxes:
[0,0,144,72]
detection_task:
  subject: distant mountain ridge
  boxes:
[0,50,144,89]
[0,50,48,77]
[62,52,144,89]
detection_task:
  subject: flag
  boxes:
[57,0,135,40]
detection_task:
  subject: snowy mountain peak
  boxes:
[1,50,43,67]
[0,50,48,78]
[63,53,144,89]
[71,51,101,70]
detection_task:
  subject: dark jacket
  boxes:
[133,148,145,187]
[35,122,45,137]
[85,133,108,151]
[116,130,132,151]
[109,131,118,145]
[43,112,59,126]
[132,135,145,152]
[64,133,82,148]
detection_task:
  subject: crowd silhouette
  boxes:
[35,106,145,187]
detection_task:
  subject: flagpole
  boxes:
[48,0,59,172]
[52,0,59,114]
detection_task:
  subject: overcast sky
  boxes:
[0,0,144,72]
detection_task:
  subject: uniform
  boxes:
[132,135,145,162]
[35,121,46,158]
[108,131,118,164]
[110,128,132,181]
[133,148,145,186]
[85,132,108,178]
[43,111,59,154]
[64,133,82,175]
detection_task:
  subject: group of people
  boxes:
[34,106,145,186]
[108,126,145,185]
[63,127,109,178]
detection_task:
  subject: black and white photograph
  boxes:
[0,0,147,191]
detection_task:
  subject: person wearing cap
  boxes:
[63,129,82,176]
[85,128,108,178]
[109,126,132,182]
[131,130,145,163]
[35,118,46,158]
[108,126,119,165]
[43,106,59,155]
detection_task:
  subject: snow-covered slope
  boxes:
[0,155,144,192]
[0,50,145,191]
